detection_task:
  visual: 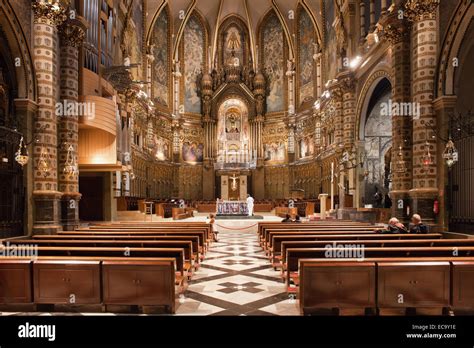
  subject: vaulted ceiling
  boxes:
[146,0,323,61]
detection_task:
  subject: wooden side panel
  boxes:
[0,261,32,303]
[300,262,376,311]
[452,261,474,309]
[33,261,101,304]
[377,262,450,308]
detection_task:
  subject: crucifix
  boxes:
[230,173,238,192]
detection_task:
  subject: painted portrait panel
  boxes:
[151,9,169,106]
[183,142,204,163]
[183,16,204,113]
[262,13,285,113]
[298,8,315,104]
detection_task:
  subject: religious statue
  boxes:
[334,0,348,60]
[246,194,254,217]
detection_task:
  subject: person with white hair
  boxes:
[377,217,408,234]
[409,214,428,234]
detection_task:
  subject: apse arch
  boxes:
[436,1,473,97]
[356,68,393,141]
[0,2,36,101]
[358,76,393,205]
[217,15,251,69]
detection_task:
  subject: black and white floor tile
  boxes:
[176,223,300,316]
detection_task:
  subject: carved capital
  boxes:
[404,0,440,22]
[32,1,68,27]
[382,24,409,44]
[59,18,87,48]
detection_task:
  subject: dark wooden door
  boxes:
[79,176,103,221]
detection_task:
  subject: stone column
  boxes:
[405,0,440,223]
[383,13,413,221]
[331,86,344,150]
[32,1,67,234]
[58,17,87,230]
[341,73,356,151]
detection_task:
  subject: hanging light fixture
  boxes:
[442,138,458,168]
[38,145,51,177]
[63,144,78,177]
[15,136,29,167]
[422,141,433,168]
[393,145,407,173]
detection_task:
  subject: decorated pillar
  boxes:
[383,12,413,221]
[58,16,87,230]
[32,0,67,234]
[405,0,440,223]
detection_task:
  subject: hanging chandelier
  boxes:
[442,138,458,168]
[15,136,29,167]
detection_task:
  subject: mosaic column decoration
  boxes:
[341,73,356,151]
[32,0,67,234]
[58,16,87,230]
[383,11,413,221]
[330,86,344,152]
[405,0,440,222]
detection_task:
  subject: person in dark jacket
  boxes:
[376,217,408,234]
[281,214,291,222]
[409,214,429,234]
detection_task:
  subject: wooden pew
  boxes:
[285,246,474,289]
[271,233,443,264]
[260,226,380,246]
[57,230,208,253]
[11,239,197,267]
[257,221,374,239]
[263,230,379,251]
[0,257,177,314]
[2,246,189,292]
[277,237,472,266]
[32,234,201,260]
[299,258,474,315]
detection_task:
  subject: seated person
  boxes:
[293,215,302,223]
[376,217,407,234]
[281,214,291,223]
[409,214,428,234]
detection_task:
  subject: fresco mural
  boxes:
[324,0,338,80]
[151,8,169,106]
[182,142,204,163]
[265,142,286,162]
[183,15,204,113]
[262,13,285,113]
[298,8,315,104]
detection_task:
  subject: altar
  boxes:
[217,200,248,216]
